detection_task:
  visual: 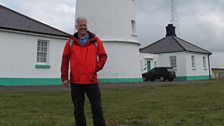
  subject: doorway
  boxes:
[147,61,151,72]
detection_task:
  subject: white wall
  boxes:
[159,52,187,76]
[159,52,210,77]
[99,41,142,78]
[0,30,142,80]
[0,30,67,78]
[185,52,210,76]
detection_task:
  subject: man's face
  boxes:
[76,20,88,36]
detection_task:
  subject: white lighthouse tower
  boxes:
[76,0,142,82]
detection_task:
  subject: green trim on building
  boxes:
[0,78,61,86]
[99,78,143,83]
[0,76,210,86]
[35,64,51,69]
[176,75,210,81]
[0,77,143,86]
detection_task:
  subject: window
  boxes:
[131,20,136,34]
[191,55,195,69]
[144,61,147,70]
[37,40,49,64]
[170,56,176,69]
[140,61,143,71]
[154,61,157,67]
[203,56,207,69]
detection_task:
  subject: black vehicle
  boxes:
[142,67,176,81]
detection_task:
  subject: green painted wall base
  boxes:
[0,78,61,86]
[0,76,210,86]
[176,75,210,81]
[0,77,143,86]
[99,78,143,83]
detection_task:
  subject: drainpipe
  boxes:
[208,54,211,80]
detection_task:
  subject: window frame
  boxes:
[36,39,50,69]
[203,56,207,70]
[170,56,177,69]
[191,55,196,70]
[131,20,137,37]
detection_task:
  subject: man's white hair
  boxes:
[75,17,87,25]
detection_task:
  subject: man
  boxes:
[61,17,107,126]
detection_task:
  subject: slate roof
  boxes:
[140,24,212,55]
[0,5,70,37]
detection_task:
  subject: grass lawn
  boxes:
[0,80,224,126]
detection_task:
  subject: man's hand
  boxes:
[63,80,70,87]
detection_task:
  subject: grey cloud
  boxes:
[136,0,224,48]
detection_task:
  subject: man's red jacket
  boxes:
[61,32,107,84]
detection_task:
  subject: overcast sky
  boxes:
[1,0,224,68]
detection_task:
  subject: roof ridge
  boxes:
[172,36,187,51]
[176,37,212,54]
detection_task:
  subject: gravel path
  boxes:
[0,80,213,92]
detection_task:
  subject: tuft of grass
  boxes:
[1,80,224,126]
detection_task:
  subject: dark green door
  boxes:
[147,61,151,72]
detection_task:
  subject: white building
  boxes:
[0,5,70,86]
[140,24,212,80]
[76,0,142,82]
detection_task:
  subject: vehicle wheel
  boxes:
[168,78,174,81]
[143,76,148,81]
[159,76,165,81]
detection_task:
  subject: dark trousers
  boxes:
[70,84,105,126]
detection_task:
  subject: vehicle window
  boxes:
[151,69,156,72]
[167,68,174,72]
